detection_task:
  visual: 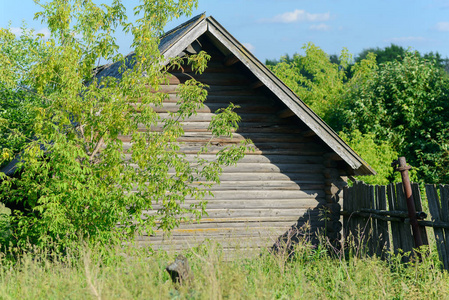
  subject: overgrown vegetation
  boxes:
[0,241,447,299]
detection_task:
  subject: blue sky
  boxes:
[2,0,449,62]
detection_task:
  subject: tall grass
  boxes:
[0,240,448,299]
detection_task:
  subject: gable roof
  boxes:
[96,14,376,176]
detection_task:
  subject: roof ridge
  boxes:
[161,13,205,40]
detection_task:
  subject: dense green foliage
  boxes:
[268,44,449,184]
[0,0,248,251]
[356,44,449,72]
[343,52,449,183]
[268,43,352,124]
[0,242,447,299]
[0,27,48,165]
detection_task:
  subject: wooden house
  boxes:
[84,14,376,253]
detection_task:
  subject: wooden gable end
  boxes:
[138,34,345,253]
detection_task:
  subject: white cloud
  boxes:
[36,28,51,39]
[8,27,50,39]
[262,9,330,23]
[435,21,449,32]
[9,27,23,36]
[385,36,427,43]
[242,42,255,52]
[309,23,331,31]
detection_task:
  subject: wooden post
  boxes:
[392,157,423,249]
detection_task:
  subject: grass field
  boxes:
[0,239,448,300]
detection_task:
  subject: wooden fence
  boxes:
[342,181,449,269]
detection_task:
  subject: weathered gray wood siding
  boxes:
[135,36,345,252]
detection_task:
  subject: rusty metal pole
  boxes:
[393,157,423,249]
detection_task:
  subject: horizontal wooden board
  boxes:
[150,226,290,237]
[135,102,276,114]
[219,163,324,173]
[216,172,325,181]
[176,216,308,224]
[137,237,274,248]
[142,122,304,133]
[119,132,311,144]
[153,84,258,96]
[127,163,324,174]
[178,133,310,144]
[149,198,322,210]
[194,181,325,191]
[205,86,259,96]
[120,171,324,182]
[142,208,321,218]
[155,221,301,231]
[168,72,252,86]
[139,237,273,248]
[143,222,322,240]
[147,221,325,236]
[168,61,232,73]
[156,112,286,123]
[144,190,325,200]
[153,94,273,104]
[122,142,327,155]
[123,154,324,165]
[183,154,324,164]
[130,181,324,191]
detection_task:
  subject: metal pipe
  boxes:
[393,157,423,248]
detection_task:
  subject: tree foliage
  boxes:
[268,43,352,126]
[0,26,49,165]
[269,43,449,184]
[0,0,249,250]
[343,52,449,183]
[339,130,404,185]
[356,43,449,72]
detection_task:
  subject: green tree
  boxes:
[268,43,446,184]
[268,43,353,127]
[355,44,407,65]
[339,130,402,185]
[356,44,449,73]
[0,0,248,250]
[267,44,398,184]
[343,52,449,183]
[0,26,49,165]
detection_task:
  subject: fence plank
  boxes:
[343,185,349,239]
[376,185,390,258]
[344,182,358,248]
[367,184,375,255]
[425,184,449,270]
[387,183,401,255]
[411,183,429,246]
[350,181,360,250]
[439,185,449,269]
[359,182,370,254]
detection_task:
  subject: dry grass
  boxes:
[0,239,448,300]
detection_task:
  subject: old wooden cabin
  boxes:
[90,14,376,253]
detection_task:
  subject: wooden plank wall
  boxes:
[134,36,342,254]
